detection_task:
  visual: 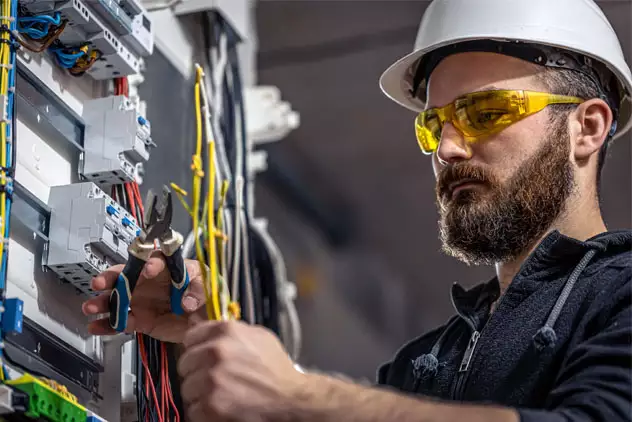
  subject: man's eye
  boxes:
[476,110,506,124]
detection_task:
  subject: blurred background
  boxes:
[144,0,632,381]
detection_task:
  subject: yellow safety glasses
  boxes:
[415,90,585,155]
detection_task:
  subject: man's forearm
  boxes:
[291,373,520,422]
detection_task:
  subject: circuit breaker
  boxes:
[81,95,154,184]
[45,182,141,296]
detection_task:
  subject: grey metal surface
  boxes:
[16,63,85,152]
[12,181,51,242]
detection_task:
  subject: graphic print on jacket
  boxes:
[377,230,632,422]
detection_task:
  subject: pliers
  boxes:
[108,185,191,332]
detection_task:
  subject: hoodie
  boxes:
[376,230,632,422]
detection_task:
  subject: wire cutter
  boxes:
[109,185,191,332]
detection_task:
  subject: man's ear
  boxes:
[572,98,613,162]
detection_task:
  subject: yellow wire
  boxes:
[191,68,213,321]
[206,140,221,321]
[171,64,228,322]
[0,0,11,299]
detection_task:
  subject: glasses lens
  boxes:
[455,91,522,137]
[415,111,440,154]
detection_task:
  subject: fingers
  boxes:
[183,320,238,349]
[186,399,209,422]
[91,264,124,291]
[82,292,110,315]
[141,252,167,279]
[87,314,137,335]
[180,368,212,404]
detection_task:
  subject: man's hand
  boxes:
[81,255,208,343]
[178,319,306,422]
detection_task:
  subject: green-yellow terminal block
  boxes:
[5,374,87,422]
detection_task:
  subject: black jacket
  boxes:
[377,230,632,422]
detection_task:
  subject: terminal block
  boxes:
[6,374,87,422]
[81,95,154,184]
[20,0,142,78]
[45,182,141,296]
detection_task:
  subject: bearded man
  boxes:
[83,0,632,421]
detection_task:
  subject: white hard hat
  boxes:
[379,0,632,140]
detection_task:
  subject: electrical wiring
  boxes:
[15,10,100,76]
[0,0,51,382]
[112,76,180,422]
[250,222,302,360]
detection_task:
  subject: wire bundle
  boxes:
[112,77,179,422]
[15,9,99,75]
[174,13,255,326]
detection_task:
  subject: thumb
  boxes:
[181,277,207,313]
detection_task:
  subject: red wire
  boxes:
[120,76,179,422]
[125,183,137,221]
[138,334,164,422]
[163,344,180,422]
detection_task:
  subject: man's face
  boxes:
[427,53,576,265]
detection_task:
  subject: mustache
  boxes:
[436,164,494,199]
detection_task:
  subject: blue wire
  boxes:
[16,12,61,40]
[49,47,85,69]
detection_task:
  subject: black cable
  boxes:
[117,184,127,212]
[249,227,280,335]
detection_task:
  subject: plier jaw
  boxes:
[140,185,173,243]
[108,185,191,333]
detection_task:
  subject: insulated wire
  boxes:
[191,66,215,320]
[199,65,222,321]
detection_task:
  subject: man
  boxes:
[82,0,632,421]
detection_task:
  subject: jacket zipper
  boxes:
[451,330,480,400]
[451,293,509,400]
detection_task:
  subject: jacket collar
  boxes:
[450,229,632,322]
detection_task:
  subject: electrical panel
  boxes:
[0,0,299,420]
[81,95,154,184]
[45,182,141,296]
[0,0,157,416]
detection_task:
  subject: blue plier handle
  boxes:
[108,185,191,333]
[160,228,190,316]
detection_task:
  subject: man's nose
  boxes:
[435,123,472,166]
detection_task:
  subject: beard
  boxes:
[436,123,575,266]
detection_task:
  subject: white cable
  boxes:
[230,177,244,302]
[208,34,232,183]
[182,227,200,259]
[251,221,302,360]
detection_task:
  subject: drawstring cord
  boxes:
[533,248,599,350]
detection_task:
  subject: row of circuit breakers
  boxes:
[47,96,152,296]
[19,0,156,295]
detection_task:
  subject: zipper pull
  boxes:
[458,331,480,372]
